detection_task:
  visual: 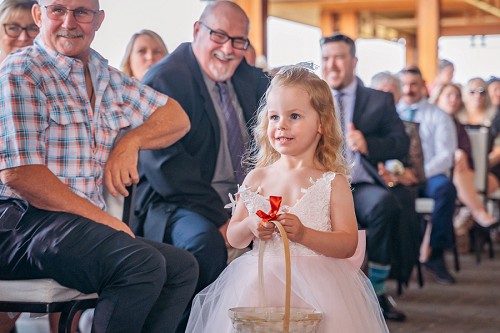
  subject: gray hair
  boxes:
[370,71,401,92]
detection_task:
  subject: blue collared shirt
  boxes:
[397,99,457,178]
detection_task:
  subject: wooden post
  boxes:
[234,0,268,58]
[338,11,359,38]
[404,33,417,66]
[416,0,440,83]
[320,10,335,36]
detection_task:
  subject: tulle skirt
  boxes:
[186,252,389,333]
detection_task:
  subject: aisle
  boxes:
[387,244,500,333]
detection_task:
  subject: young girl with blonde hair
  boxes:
[186,65,388,332]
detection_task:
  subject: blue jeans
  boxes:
[421,174,457,250]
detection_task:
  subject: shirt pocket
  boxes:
[46,107,91,178]
[95,98,132,165]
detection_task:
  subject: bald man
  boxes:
[136,3,269,330]
[0,0,198,332]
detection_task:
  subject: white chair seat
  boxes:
[415,198,435,213]
[488,189,500,200]
[0,279,97,303]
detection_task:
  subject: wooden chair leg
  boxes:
[488,232,495,259]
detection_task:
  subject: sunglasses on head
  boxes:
[469,87,486,95]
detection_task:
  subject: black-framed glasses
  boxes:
[3,24,39,38]
[198,21,249,50]
[469,88,486,95]
[44,5,100,24]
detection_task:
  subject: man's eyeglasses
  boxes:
[3,24,39,39]
[44,5,100,24]
[469,87,486,95]
[198,21,249,50]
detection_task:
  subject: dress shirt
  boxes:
[333,79,374,184]
[202,72,249,204]
[397,99,457,178]
[0,37,168,208]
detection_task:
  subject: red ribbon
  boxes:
[256,196,282,222]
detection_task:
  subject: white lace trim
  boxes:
[236,172,336,256]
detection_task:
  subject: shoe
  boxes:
[377,294,406,322]
[423,256,456,285]
[472,209,500,230]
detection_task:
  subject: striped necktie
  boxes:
[336,91,346,135]
[216,82,245,184]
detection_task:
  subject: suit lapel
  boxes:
[186,45,221,149]
[353,85,388,188]
[353,85,368,128]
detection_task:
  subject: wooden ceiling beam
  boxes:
[376,15,500,29]
[463,0,500,18]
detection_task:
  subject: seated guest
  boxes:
[397,66,458,285]
[433,83,497,229]
[371,71,425,287]
[120,29,168,81]
[0,0,38,331]
[321,34,409,321]
[457,78,500,194]
[428,59,455,99]
[0,1,198,333]
[488,76,500,112]
[134,2,269,331]
[0,0,38,62]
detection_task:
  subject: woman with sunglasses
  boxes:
[457,78,495,126]
[434,83,498,230]
[456,78,500,215]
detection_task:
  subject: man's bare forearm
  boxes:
[125,98,190,150]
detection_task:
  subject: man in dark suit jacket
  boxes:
[134,2,268,330]
[321,34,410,321]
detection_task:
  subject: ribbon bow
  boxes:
[256,196,282,222]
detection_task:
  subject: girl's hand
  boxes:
[247,215,275,240]
[276,213,306,243]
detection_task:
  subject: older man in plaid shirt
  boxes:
[0,0,198,332]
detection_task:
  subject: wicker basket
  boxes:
[228,221,322,333]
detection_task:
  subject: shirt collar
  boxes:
[33,36,109,81]
[332,78,357,98]
[397,97,427,111]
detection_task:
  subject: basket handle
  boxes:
[258,220,291,333]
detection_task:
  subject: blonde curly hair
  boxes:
[246,65,349,175]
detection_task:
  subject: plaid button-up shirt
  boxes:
[0,37,168,209]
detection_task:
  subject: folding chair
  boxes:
[464,125,495,263]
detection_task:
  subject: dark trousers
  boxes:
[389,185,421,283]
[352,183,402,265]
[420,174,457,251]
[0,199,198,333]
